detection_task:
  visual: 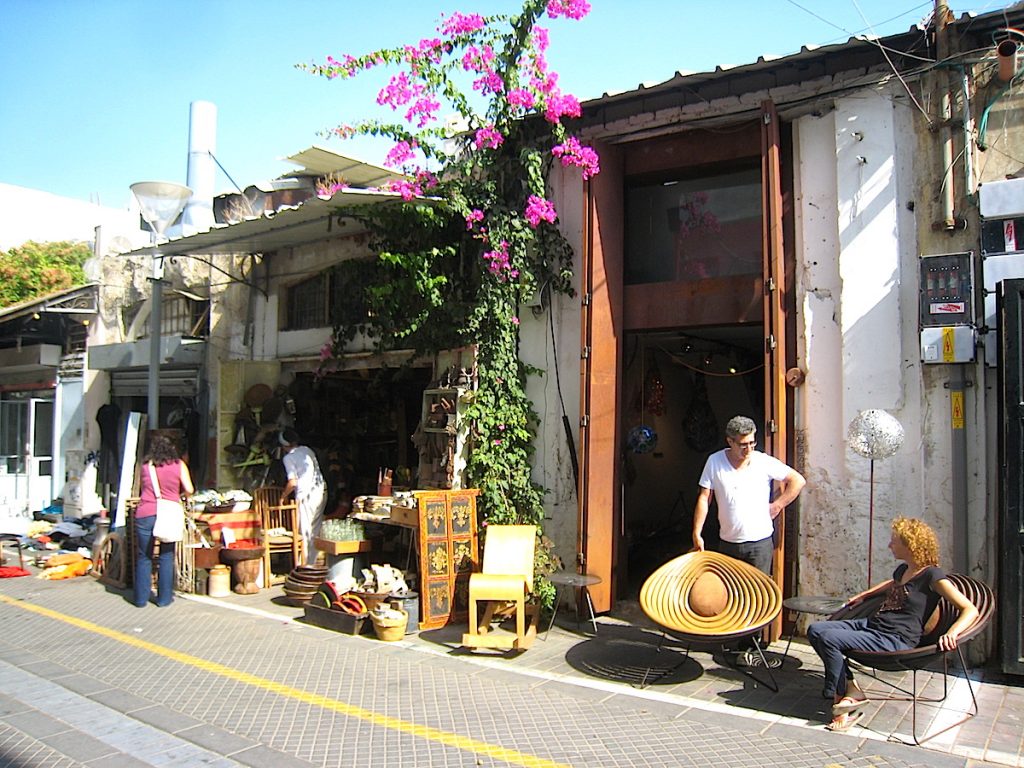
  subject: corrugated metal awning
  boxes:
[117,189,432,258]
[0,284,99,323]
[283,146,404,188]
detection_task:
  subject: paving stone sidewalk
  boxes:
[0,571,1019,767]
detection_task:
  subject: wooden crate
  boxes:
[303,603,371,634]
[388,506,419,528]
[313,538,373,556]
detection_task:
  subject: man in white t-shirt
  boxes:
[280,428,327,565]
[693,415,805,574]
[692,415,805,666]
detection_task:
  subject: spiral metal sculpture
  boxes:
[640,551,782,640]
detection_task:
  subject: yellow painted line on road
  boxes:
[0,594,567,768]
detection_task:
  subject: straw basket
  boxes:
[370,601,409,642]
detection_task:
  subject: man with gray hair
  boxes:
[692,415,805,666]
[693,415,805,571]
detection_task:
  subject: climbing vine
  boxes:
[301,1,597,595]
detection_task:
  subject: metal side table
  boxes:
[545,571,602,637]
[781,595,847,660]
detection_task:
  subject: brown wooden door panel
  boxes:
[579,142,624,613]
[761,100,788,639]
[624,276,764,331]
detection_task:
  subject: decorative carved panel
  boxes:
[414,489,479,630]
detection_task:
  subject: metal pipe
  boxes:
[183,101,217,233]
[935,1,956,229]
[148,235,162,429]
[948,367,968,572]
[998,39,1019,82]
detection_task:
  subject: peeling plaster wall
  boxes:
[527,162,584,570]
[250,233,373,364]
[793,90,937,597]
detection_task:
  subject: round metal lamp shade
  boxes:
[847,409,904,460]
[640,551,782,639]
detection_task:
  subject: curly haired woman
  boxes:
[806,517,978,731]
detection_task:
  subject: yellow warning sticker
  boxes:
[951,390,965,430]
[942,327,955,362]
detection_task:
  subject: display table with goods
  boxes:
[182,489,259,596]
[301,563,417,636]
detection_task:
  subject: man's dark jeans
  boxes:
[717,536,773,652]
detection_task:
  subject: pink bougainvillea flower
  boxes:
[461,44,496,73]
[439,11,487,37]
[319,342,333,361]
[511,316,520,325]
[381,178,422,201]
[465,209,485,229]
[377,71,422,109]
[415,170,440,190]
[506,88,536,110]
[544,92,581,123]
[384,140,419,169]
[546,0,591,20]
[524,194,557,227]
[552,136,601,179]
[473,71,505,94]
[532,27,550,53]
[405,94,440,127]
[474,125,504,150]
[482,239,519,280]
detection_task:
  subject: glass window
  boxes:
[625,167,762,285]
[285,273,329,330]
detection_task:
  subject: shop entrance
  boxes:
[619,327,764,597]
[579,103,792,623]
[289,367,433,514]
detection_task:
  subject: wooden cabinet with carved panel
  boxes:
[414,488,479,630]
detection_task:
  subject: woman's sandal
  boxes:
[826,709,865,732]
[831,696,867,715]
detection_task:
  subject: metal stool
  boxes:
[0,534,26,571]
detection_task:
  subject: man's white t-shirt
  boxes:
[698,449,792,543]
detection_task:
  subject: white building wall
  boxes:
[793,90,987,597]
[525,162,584,568]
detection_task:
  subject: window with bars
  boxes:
[284,273,330,330]
[125,293,211,339]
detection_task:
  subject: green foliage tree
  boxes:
[0,240,91,308]
[303,0,597,601]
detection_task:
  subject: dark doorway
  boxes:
[998,278,1024,675]
[619,326,764,597]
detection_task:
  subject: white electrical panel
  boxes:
[920,326,976,364]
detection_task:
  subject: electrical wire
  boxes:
[782,0,933,42]
[852,0,934,123]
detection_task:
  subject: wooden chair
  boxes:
[828,573,995,745]
[640,550,783,690]
[461,524,539,652]
[252,486,303,589]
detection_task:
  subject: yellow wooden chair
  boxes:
[461,524,539,652]
[253,486,303,589]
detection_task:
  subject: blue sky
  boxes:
[0,0,983,209]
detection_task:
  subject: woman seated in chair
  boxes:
[806,517,978,732]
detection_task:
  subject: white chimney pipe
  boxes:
[183,100,217,233]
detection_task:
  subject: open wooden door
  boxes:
[578,142,624,613]
[761,100,790,638]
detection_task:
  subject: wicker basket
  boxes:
[370,602,409,642]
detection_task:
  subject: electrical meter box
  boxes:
[919,252,975,364]
[919,252,974,327]
[920,326,975,363]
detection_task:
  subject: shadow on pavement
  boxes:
[564,623,704,687]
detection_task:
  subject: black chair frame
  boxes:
[827,573,994,745]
